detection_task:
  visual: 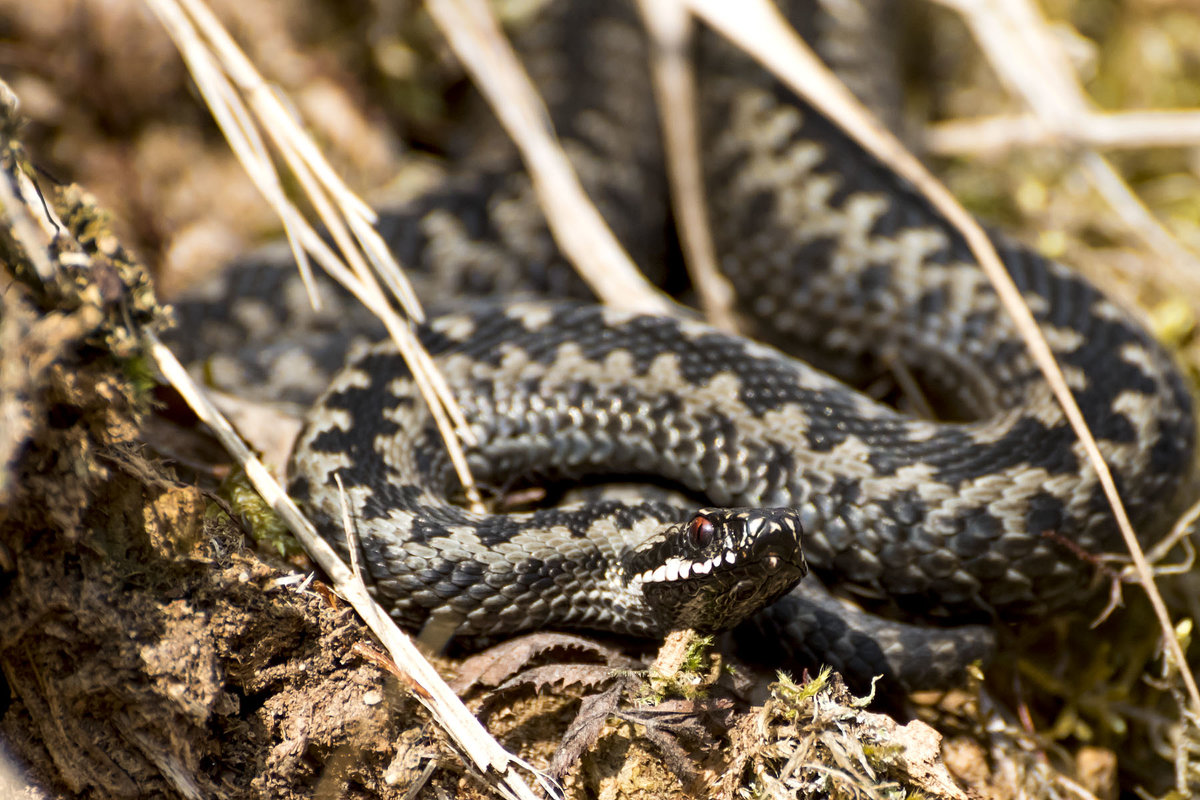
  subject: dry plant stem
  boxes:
[651,629,702,679]
[173,0,427,321]
[1079,151,1200,290]
[927,110,1200,155]
[885,357,937,422]
[145,331,556,800]
[422,0,673,316]
[1140,495,1200,572]
[683,0,1200,712]
[154,0,421,320]
[402,761,440,800]
[149,0,320,308]
[927,0,1200,295]
[1056,774,1104,800]
[636,0,738,333]
[0,157,57,283]
[931,0,1087,126]
[145,0,485,513]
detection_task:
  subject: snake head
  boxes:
[627,507,807,632]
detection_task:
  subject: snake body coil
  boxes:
[177,0,1196,689]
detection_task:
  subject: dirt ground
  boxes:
[3,1,1200,798]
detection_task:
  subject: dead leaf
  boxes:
[615,696,735,788]
[452,632,637,694]
[492,663,624,696]
[547,682,625,781]
[634,720,704,792]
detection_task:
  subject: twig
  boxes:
[682,0,1200,712]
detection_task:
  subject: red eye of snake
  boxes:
[687,515,715,548]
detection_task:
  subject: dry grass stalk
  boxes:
[926,0,1200,302]
[681,0,1200,712]
[137,0,581,796]
[1140,495,1200,575]
[145,332,556,800]
[423,0,672,315]
[144,0,485,514]
[636,0,738,332]
[927,109,1200,154]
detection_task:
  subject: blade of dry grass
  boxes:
[682,0,1200,712]
[636,0,737,333]
[926,0,1200,303]
[1078,151,1200,298]
[0,144,59,282]
[932,0,1086,125]
[145,331,558,800]
[1140,496,1200,574]
[137,1,572,795]
[422,0,672,316]
[927,109,1200,154]
[144,0,485,513]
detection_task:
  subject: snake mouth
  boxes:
[635,550,739,584]
[635,548,797,584]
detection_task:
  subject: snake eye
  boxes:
[687,515,715,548]
[765,554,781,572]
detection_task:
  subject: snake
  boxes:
[169,0,1196,691]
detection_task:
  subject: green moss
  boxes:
[772,666,832,720]
[221,470,302,558]
[680,634,715,674]
[119,353,160,398]
[642,632,720,702]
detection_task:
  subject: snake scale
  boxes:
[170,0,1196,690]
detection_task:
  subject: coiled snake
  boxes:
[172,0,1196,690]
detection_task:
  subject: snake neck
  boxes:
[287,436,696,640]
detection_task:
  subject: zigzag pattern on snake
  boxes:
[170,0,1196,690]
